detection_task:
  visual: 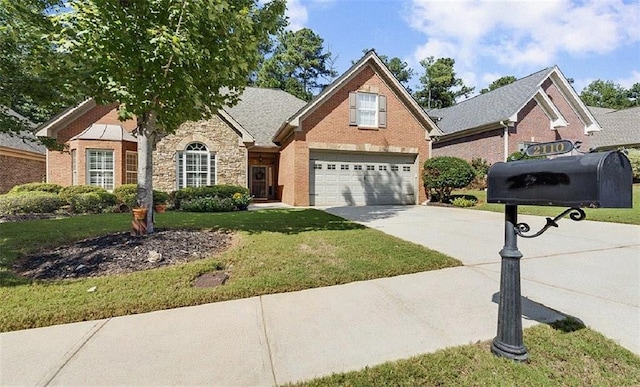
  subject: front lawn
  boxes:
[455,185,640,225]
[294,322,640,386]
[0,209,460,331]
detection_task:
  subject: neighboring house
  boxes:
[589,106,640,151]
[0,108,46,193]
[428,66,601,164]
[36,51,442,207]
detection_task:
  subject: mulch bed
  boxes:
[12,229,235,281]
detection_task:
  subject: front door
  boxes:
[251,166,268,199]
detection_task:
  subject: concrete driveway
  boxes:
[324,205,640,354]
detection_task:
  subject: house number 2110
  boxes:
[525,140,574,157]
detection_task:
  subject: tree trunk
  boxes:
[134,111,156,235]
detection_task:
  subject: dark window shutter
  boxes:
[349,92,357,126]
[378,95,387,128]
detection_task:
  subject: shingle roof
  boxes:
[589,106,640,150]
[428,67,556,134]
[0,107,45,154]
[224,87,307,147]
[0,131,46,154]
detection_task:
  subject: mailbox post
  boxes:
[487,149,632,362]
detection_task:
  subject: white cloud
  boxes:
[407,0,640,88]
[286,0,308,31]
[616,70,640,89]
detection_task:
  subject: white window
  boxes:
[379,165,387,171]
[86,149,114,191]
[357,93,378,127]
[403,166,411,172]
[327,164,336,170]
[176,142,216,189]
[314,163,323,170]
[366,165,375,171]
[71,149,77,185]
[125,151,137,185]
[354,165,363,171]
[391,165,399,172]
[341,164,349,170]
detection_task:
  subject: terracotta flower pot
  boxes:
[132,207,148,220]
[154,204,167,213]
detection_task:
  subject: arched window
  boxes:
[176,142,216,189]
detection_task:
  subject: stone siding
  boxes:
[153,116,247,192]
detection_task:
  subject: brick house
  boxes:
[273,50,441,206]
[428,66,601,164]
[36,51,442,207]
[36,99,138,189]
[0,108,46,193]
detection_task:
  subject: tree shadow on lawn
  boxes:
[160,208,367,235]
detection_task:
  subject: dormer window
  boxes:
[349,91,387,128]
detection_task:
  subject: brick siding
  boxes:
[278,65,432,206]
[0,154,46,193]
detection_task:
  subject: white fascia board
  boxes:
[533,89,568,129]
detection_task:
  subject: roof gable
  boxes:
[36,99,97,138]
[430,66,600,136]
[273,50,442,143]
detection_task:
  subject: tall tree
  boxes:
[256,28,336,101]
[580,80,632,109]
[627,83,640,106]
[479,75,517,94]
[0,0,80,135]
[358,49,415,91]
[413,56,474,109]
[54,0,285,233]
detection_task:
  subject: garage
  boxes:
[309,151,418,206]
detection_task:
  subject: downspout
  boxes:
[500,120,509,161]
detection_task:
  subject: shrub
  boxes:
[469,158,490,190]
[0,192,65,215]
[8,183,62,194]
[59,185,107,205]
[180,196,236,212]
[423,157,475,203]
[507,151,545,162]
[625,148,640,182]
[68,191,117,214]
[173,184,249,209]
[153,190,170,205]
[451,197,477,208]
[114,184,138,208]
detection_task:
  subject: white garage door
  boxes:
[309,151,417,206]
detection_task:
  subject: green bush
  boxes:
[180,196,236,212]
[113,184,137,209]
[625,149,640,182]
[153,190,170,205]
[507,151,545,162]
[68,191,117,214]
[173,184,249,209]
[469,158,490,190]
[451,197,477,208]
[423,157,475,203]
[59,185,107,204]
[0,192,65,215]
[8,183,62,194]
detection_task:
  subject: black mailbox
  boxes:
[487,151,632,208]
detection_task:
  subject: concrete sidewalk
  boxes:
[1,205,638,386]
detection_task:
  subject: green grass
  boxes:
[0,209,460,331]
[454,185,640,225]
[293,322,640,386]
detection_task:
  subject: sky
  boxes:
[284,0,640,96]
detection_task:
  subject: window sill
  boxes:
[357,126,380,131]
